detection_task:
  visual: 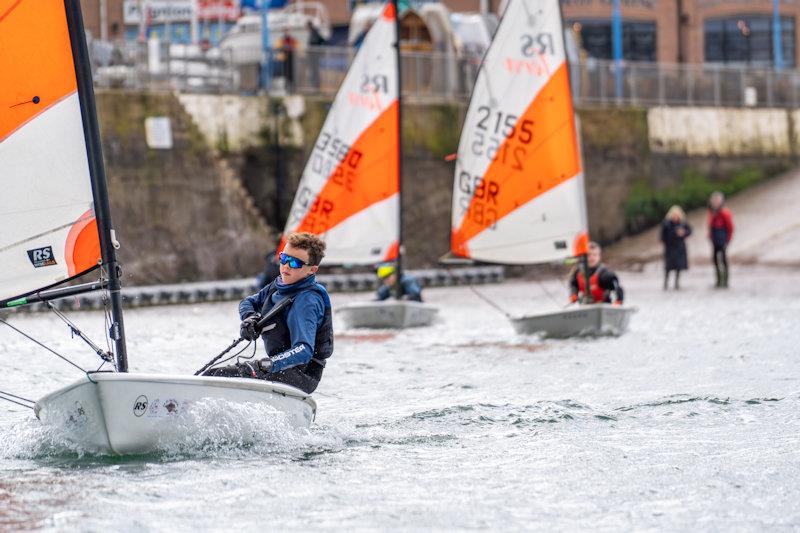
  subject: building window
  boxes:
[570,20,657,61]
[705,16,795,67]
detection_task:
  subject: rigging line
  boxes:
[0,395,34,410]
[235,340,259,366]
[467,285,512,319]
[0,317,86,373]
[534,278,564,308]
[46,302,113,363]
[198,339,255,375]
[0,389,34,404]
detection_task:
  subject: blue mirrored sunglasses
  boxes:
[279,252,309,269]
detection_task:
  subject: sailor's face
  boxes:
[587,248,600,268]
[382,273,397,286]
[280,244,316,285]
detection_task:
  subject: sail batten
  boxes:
[450,0,587,265]
[0,1,103,303]
[282,2,399,265]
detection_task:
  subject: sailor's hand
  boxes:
[613,300,623,306]
[240,314,262,340]
[569,294,578,304]
[257,357,273,373]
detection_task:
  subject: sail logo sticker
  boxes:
[27,246,57,268]
[133,395,148,417]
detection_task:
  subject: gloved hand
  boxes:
[240,358,272,379]
[257,357,273,373]
[569,293,578,304]
[239,313,262,340]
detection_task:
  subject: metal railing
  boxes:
[90,41,800,108]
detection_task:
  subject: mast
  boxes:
[559,0,592,303]
[64,0,129,372]
[392,0,404,300]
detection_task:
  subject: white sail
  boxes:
[282,2,399,264]
[451,0,588,264]
[0,0,102,304]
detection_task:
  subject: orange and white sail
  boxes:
[0,0,102,303]
[282,2,399,264]
[451,0,588,264]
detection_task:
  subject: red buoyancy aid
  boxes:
[576,267,609,303]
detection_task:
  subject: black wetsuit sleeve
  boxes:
[569,270,579,297]
[598,269,623,303]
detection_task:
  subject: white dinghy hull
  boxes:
[336,300,438,329]
[510,304,635,339]
[34,373,316,455]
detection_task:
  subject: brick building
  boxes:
[79,0,800,66]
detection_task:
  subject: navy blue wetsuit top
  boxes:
[375,274,422,301]
[239,275,331,373]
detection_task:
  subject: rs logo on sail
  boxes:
[27,246,57,268]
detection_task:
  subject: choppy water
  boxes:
[1,265,799,530]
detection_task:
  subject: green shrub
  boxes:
[624,166,767,233]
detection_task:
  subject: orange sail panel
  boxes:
[282,2,399,264]
[450,0,588,264]
[0,0,102,302]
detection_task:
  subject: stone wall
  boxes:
[96,91,271,284]
[119,93,794,276]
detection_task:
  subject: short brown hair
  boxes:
[286,232,326,266]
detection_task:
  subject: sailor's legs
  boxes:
[204,361,321,394]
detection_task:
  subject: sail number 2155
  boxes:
[471,106,533,170]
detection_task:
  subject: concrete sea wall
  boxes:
[95,91,795,281]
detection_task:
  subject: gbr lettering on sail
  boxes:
[451,0,585,264]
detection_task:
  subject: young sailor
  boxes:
[569,242,624,305]
[206,232,332,394]
[375,264,423,302]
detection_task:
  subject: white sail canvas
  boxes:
[451,0,588,264]
[282,2,399,264]
[0,1,102,303]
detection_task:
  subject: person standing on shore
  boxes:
[661,205,692,290]
[707,191,734,288]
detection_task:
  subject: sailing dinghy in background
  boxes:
[450,0,634,338]
[0,0,314,455]
[281,0,437,329]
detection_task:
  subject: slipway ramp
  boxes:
[607,168,800,268]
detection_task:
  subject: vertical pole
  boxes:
[274,102,285,226]
[191,0,199,44]
[612,0,623,102]
[393,0,405,300]
[261,0,272,90]
[99,0,108,41]
[65,0,128,371]
[774,0,784,71]
[580,254,593,304]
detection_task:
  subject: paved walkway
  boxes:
[607,167,800,268]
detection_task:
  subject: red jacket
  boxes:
[708,207,734,245]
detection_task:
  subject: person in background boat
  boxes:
[708,191,734,288]
[661,205,692,290]
[255,246,281,289]
[569,242,624,305]
[206,232,333,394]
[375,264,423,302]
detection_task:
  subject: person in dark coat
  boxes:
[660,205,692,290]
[707,191,734,288]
